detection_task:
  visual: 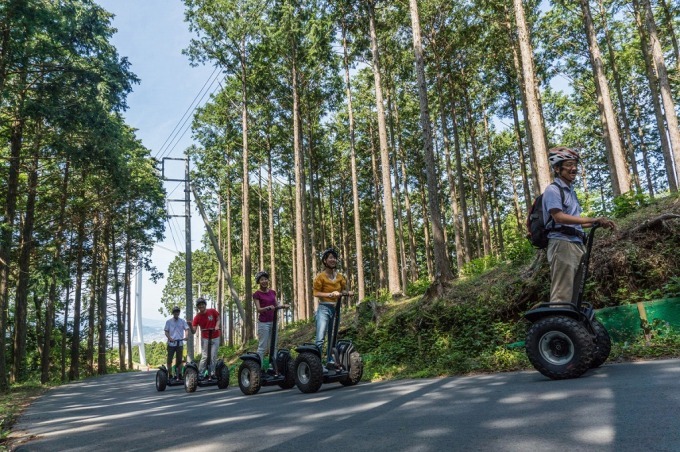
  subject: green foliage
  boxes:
[662,277,680,298]
[363,288,392,305]
[460,255,500,277]
[406,279,430,296]
[500,214,535,264]
[612,192,652,219]
[610,320,680,360]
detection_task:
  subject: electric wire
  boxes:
[153,65,221,159]
[158,72,227,160]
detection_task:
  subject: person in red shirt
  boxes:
[188,297,221,378]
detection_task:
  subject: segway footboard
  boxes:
[524,303,583,323]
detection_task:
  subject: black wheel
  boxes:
[525,316,594,380]
[238,360,261,395]
[217,363,230,389]
[184,368,198,393]
[155,369,167,392]
[294,352,323,393]
[278,356,296,390]
[590,319,611,369]
[340,351,363,387]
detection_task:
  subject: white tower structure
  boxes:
[131,264,147,366]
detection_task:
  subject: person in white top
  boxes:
[164,306,189,380]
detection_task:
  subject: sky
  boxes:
[96,0,216,324]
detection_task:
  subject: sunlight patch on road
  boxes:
[301,401,386,420]
[202,413,261,426]
[484,417,529,429]
[498,393,535,404]
[414,428,450,438]
[38,422,107,437]
[299,395,334,403]
[572,426,614,444]
[538,391,570,401]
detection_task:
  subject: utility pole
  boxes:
[163,156,194,358]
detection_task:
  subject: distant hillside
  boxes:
[134,318,167,344]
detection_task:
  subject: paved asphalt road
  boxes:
[10,359,680,451]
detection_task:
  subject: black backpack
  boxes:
[526,182,565,249]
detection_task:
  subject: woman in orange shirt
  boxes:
[313,248,348,367]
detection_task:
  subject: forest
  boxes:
[1,0,679,391]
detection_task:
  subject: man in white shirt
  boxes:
[164,306,189,380]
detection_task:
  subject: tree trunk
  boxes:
[292,54,308,320]
[61,277,71,382]
[86,216,99,375]
[640,0,680,188]
[124,224,133,370]
[258,170,264,270]
[597,0,641,193]
[393,102,419,282]
[419,181,434,278]
[226,179,234,346]
[217,194,224,345]
[633,3,677,191]
[13,152,40,383]
[0,112,23,391]
[112,221,126,371]
[386,85,408,291]
[463,95,492,256]
[658,0,680,72]
[42,160,70,383]
[507,82,532,210]
[512,0,551,192]
[266,136,276,293]
[436,68,464,272]
[240,40,253,341]
[632,85,656,197]
[97,214,111,375]
[342,17,365,300]
[69,204,86,381]
[370,125,386,289]
[408,0,454,283]
[579,0,631,196]
[368,0,401,296]
[446,83,471,261]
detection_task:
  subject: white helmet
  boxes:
[548,146,580,167]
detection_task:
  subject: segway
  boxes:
[155,339,187,391]
[293,293,363,393]
[237,305,296,395]
[184,329,230,393]
[524,223,612,380]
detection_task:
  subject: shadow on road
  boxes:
[10,359,680,451]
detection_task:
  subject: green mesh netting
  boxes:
[596,298,680,342]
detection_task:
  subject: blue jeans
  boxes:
[315,303,337,362]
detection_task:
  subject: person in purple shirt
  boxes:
[542,146,616,304]
[253,271,288,369]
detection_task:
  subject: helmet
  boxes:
[255,271,269,283]
[172,306,181,313]
[195,297,207,307]
[321,247,338,263]
[548,146,580,167]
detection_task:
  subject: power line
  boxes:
[159,72,227,160]
[154,65,221,159]
[156,69,226,160]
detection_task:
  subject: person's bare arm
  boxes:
[550,210,616,229]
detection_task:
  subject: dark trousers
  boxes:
[167,345,184,377]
